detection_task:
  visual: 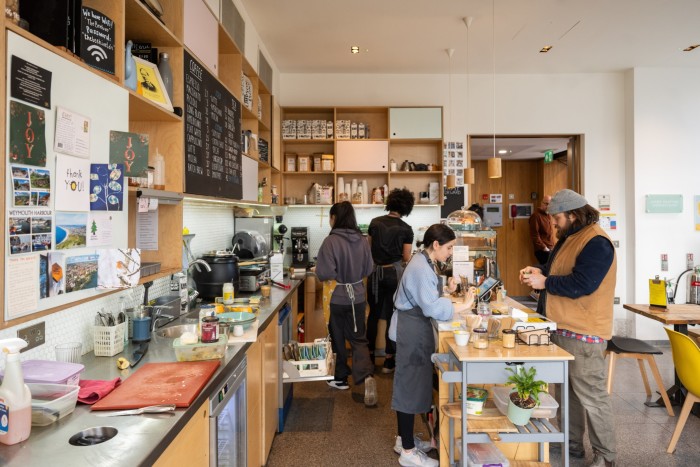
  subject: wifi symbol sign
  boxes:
[87,45,108,62]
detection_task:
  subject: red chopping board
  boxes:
[91,361,220,411]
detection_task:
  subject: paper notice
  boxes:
[54,106,91,158]
[136,210,158,250]
[7,255,39,319]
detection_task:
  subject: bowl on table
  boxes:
[218,311,256,329]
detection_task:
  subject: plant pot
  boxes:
[507,393,535,426]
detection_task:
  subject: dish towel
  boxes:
[78,377,122,404]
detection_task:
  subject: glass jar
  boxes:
[477,301,491,320]
[502,329,516,349]
[472,328,489,350]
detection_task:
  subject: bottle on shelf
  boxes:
[153,149,165,190]
[124,41,137,91]
[158,52,173,102]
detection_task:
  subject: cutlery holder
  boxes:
[93,322,127,357]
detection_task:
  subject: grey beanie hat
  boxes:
[548,189,588,215]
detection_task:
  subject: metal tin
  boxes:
[201,316,220,343]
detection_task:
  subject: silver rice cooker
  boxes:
[232,230,269,259]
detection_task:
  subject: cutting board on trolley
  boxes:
[91,361,220,411]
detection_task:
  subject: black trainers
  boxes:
[327,379,349,390]
[382,357,396,374]
[550,443,585,459]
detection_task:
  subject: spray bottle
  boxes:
[0,338,31,445]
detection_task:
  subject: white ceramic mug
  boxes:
[233,325,244,337]
[454,330,469,346]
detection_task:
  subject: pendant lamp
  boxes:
[487,0,502,179]
[463,16,476,185]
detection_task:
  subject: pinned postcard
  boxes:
[98,248,141,288]
[55,211,87,250]
[65,254,99,293]
[54,106,91,158]
[7,256,39,319]
[90,163,124,211]
[8,100,47,167]
[109,130,149,179]
[55,154,90,211]
[86,212,114,247]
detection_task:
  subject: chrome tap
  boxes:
[187,258,212,274]
[151,307,176,331]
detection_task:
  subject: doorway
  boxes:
[466,135,583,297]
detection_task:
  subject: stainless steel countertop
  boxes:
[0,280,302,467]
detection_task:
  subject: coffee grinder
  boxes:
[291,227,309,268]
[270,206,288,280]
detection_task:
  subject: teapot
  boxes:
[401,160,416,171]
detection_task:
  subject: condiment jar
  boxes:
[201,316,220,343]
[223,282,234,305]
[502,329,516,349]
[472,328,489,349]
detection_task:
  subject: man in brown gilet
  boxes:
[519,189,617,467]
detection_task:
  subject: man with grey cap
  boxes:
[519,189,616,467]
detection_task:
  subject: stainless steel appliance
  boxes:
[210,356,247,466]
[239,265,268,292]
[291,227,309,268]
[234,217,273,258]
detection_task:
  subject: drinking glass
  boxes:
[55,342,82,364]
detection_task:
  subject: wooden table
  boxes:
[624,303,700,408]
[436,338,574,466]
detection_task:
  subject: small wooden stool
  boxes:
[606,336,674,416]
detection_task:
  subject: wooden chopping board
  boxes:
[91,361,220,411]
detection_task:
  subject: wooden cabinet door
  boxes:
[154,401,210,467]
[389,107,442,139]
[336,141,389,171]
[262,320,280,462]
[246,338,264,467]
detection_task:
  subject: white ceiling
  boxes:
[240,0,700,160]
[241,0,700,75]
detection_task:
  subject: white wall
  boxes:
[280,72,633,333]
[631,68,700,340]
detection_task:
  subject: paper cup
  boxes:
[454,330,470,346]
[233,325,245,337]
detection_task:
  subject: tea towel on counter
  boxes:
[78,377,122,404]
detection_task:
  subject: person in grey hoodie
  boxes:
[315,201,377,406]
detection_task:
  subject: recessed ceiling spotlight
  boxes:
[539,45,553,53]
[350,46,360,54]
[683,44,699,52]
[498,149,508,154]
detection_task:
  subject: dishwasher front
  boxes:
[210,356,247,467]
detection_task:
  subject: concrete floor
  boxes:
[267,347,700,467]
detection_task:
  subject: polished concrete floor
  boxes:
[267,346,700,467]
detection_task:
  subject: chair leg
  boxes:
[667,392,700,453]
[633,356,651,396]
[644,354,675,417]
[606,351,615,394]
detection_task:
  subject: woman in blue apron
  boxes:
[391,223,457,467]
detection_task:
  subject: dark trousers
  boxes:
[328,302,373,384]
[534,249,550,265]
[367,268,398,357]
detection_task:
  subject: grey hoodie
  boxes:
[315,228,373,305]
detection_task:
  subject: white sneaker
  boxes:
[393,435,435,454]
[398,447,438,467]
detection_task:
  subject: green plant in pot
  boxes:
[505,365,547,426]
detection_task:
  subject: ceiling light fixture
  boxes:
[463,16,475,185]
[683,44,699,52]
[498,149,507,154]
[539,45,553,53]
[488,0,502,179]
[350,46,360,54]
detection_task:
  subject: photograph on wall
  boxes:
[55,211,87,250]
[65,253,99,293]
[109,130,149,180]
[55,153,90,211]
[8,100,47,167]
[133,56,173,111]
[9,234,31,255]
[54,106,91,159]
[90,163,124,211]
[32,233,52,252]
[11,165,51,207]
[47,252,66,297]
[8,216,31,236]
[39,253,49,299]
[86,212,114,247]
[98,248,141,289]
[30,216,52,234]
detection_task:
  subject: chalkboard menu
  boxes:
[184,51,242,199]
[441,186,465,218]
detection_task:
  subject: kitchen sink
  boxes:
[155,324,197,339]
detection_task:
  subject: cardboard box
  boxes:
[282,120,297,139]
[326,120,334,139]
[297,120,311,139]
[297,155,311,172]
[336,120,351,139]
[350,122,358,139]
[312,120,326,139]
[358,122,366,139]
[285,154,297,172]
[321,154,334,172]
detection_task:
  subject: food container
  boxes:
[472,328,489,349]
[173,336,227,361]
[463,442,510,467]
[465,387,488,415]
[27,383,79,426]
[0,360,84,386]
[492,386,559,419]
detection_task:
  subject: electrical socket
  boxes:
[612,240,620,248]
[17,321,45,352]
[613,297,620,305]
[661,254,668,272]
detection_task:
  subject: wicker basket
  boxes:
[93,322,127,357]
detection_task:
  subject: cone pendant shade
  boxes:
[488,157,502,178]
[465,167,475,185]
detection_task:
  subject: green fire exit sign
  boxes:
[544,150,553,163]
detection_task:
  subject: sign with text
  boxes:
[79,7,115,74]
[645,194,683,213]
[183,51,242,199]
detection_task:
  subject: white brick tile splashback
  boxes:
[183,200,235,258]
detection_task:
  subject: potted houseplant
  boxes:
[504,365,547,425]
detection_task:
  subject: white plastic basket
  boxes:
[283,340,332,378]
[93,322,126,357]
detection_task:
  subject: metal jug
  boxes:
[401,160,415,171]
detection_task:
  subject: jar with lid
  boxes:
[145,166,155,189]
[472,328,489,349]
[201,316,220,343]
[502,329,516,349]
[222,282,235,305]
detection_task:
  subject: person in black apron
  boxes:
[391,224,457,467]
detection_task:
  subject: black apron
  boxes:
[391,252,441,414]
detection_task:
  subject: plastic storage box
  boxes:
[464,442,510,467]
[27,383,79,426]
[492,386,559,419]
[173,336,227,361]
[0,360,84,386]
[465,387,488,415]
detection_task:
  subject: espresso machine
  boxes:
[291,227,309,268]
